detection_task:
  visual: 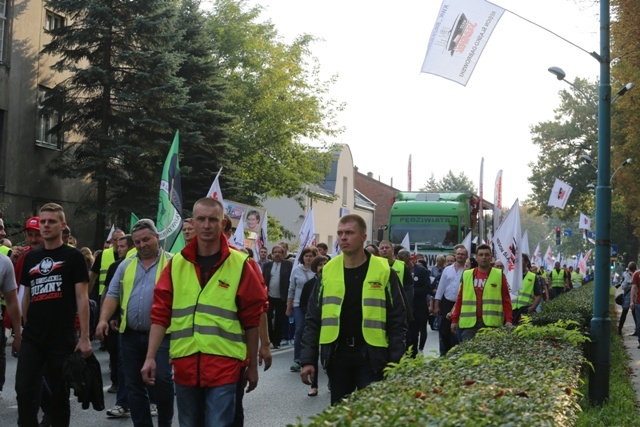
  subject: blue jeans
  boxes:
[293,306,305,362]
[121,330,174,427]
[176,382,236,427]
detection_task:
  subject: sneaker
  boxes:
[290,362,301,372]
[106,405,130,418]
[150,403,158,417]
[107,383,118,393]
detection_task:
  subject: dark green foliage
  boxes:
[528,283,594,330]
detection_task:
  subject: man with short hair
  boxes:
[433,245,467,355]
[141,198,267,426]
[451,244,513,341]
[300,214,407,405]
[378,240,413,306]
[89,228,125,304]
[316,243,331,260]
[397,250,431,356]
[97,220,174,427]
[257,247,268,269]
[262,245,293,349]
[548,261,570,299]
[15,203,92,427]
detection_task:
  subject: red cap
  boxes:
[23,217,40,231]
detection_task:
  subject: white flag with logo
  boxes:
[579,213,591,230]
[533,243,542,267]
[544,245,554,270]
[421,0,505,86]
[206,167,225,207]
[492,199,522,294]
[232,216,245,249]
[578,249,592,275]
[547,178,572,209]
[291,209,316,277]
[401,232,411,251]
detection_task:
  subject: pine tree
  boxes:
[42,0,188,246]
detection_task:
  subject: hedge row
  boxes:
[294,287,595,427]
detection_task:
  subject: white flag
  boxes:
[548,178,573,209]
[579,249,592,275]
[401,232,410,251]
[413,242,418,259]
[291,209,316,277]
[533,243,542,267]
[521,230,530,256]
[206,167,225,206]
[579,213,591,230]
[544,245,554,270]
[421,0,505,86]
[232,216,245,249]
[254,211,269,259]
[492,199,522,294]
[462,231,472,257]
[493,170,503,234]
[106,224,115,243]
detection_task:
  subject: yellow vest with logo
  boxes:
[169,249,247,361]
[513,271,536,310]
[391,259,405,286]
[99,247,116,296]
[459,268,505,328]
[550,269,565,288]
[119,251,169,333]
[319,254,390,347]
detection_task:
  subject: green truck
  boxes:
[383,192,492,267]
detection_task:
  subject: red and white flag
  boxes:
[533,243,542,267]
[492,199,522,294]
[421,0,505,86]
[206,167,225,206]
[578,249,592,275]
[579,213,591,230]
[548,178,572,209]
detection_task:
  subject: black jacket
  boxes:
[261,259,293,301]
[63,351,105,411]
[300,253,407,374]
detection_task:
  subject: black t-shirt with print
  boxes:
[21,244,90,346]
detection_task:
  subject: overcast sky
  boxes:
[247,0,602,206]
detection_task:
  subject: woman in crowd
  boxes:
[299,255,328,396]
[286,246,318,373]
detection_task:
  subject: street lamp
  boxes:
[611,158,632,180]
[581,154,598,171]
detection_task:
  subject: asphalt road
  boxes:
[0,330,440,426]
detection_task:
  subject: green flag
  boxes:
[129,212,139,233]
[157,131,185,253]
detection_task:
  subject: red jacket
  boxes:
[151,234,267,387]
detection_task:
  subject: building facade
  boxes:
[263,144,376,255]
[354,167,398,241]
[0,1,88,244]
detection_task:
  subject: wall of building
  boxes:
[354,168,398,239]
[0,1,89,245]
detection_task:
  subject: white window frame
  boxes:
[0,0,6,64]
[45,10,64,31]
[36,87,62,149]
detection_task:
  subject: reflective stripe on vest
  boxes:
[391,259,404,286]
[513,272,536,310]
[550,269,565,288]
[319,254,390,347]
[571,271,582,285]
[169,249,247,361]
[119,251,169,333]
[459,268,505,328]
[99,248,116,296]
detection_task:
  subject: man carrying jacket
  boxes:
[300,214,407,405]
[141,198,266,427]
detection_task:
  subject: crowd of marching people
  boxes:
[0,207,618,426]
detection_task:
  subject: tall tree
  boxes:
[206,0,342,205]
[42,0,188,247]
[425,171,477,194]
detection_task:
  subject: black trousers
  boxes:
[267,297,286,347]
[438,298,459,356]
[326,344,383,405]
[16,339,73,427]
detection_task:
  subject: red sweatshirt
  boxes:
[151,234,267,387]
[451,267,513,325]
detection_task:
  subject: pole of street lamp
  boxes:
[591,0,611,405]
